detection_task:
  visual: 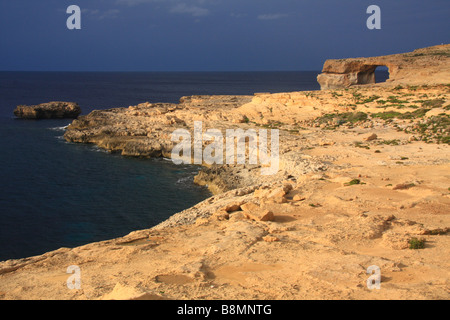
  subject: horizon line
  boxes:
[0,70,323,73]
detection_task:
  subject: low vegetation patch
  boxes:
[371,111,403,120]
[408,237,425,249]
[353,141,370,149]
[377,96,409,106]
[355,95,380,104]
[377,139,401,146]
[314,112,368,128]
[344,179,361,186]
[404,114,450,144]
[370,108,430,120]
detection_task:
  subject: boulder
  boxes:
[240,202,274,221]
[364,133,378,141]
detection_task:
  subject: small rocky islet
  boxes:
[1,45,449,300]
[13,101,81,119]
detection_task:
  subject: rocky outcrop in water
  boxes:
[14,101,81,119]
[317,44,450,89]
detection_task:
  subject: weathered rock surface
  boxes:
[317,44,450,89]
[0,159,448,300]
[14,101,81,119]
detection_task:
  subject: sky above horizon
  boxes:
[0,0,449,72]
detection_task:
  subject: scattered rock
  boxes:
[222,203,243,213]
[254,187,271,199]
[266,187,288,204]
[292,194,306,202]
[318,139,335,146]
[263,235,280,242]
[240,202,274,221]
[364,133,378,141]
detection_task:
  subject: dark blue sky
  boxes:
[0,0,448,71]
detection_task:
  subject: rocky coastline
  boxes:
[0,45,449,300]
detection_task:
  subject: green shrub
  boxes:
[344,179,361,186]
[408,238,425,249]
[371,111,403,120]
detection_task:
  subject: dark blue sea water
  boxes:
[0,71,388,261]
[0,71,324,261]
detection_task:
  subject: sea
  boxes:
[0,71,388,261]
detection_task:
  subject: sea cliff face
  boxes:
[1,46,449,300]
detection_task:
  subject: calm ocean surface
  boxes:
[0,71,343,261]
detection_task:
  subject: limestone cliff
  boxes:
[1,46,449,300]
[317,44,450,89]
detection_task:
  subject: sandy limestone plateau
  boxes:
[0,45,449,300]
